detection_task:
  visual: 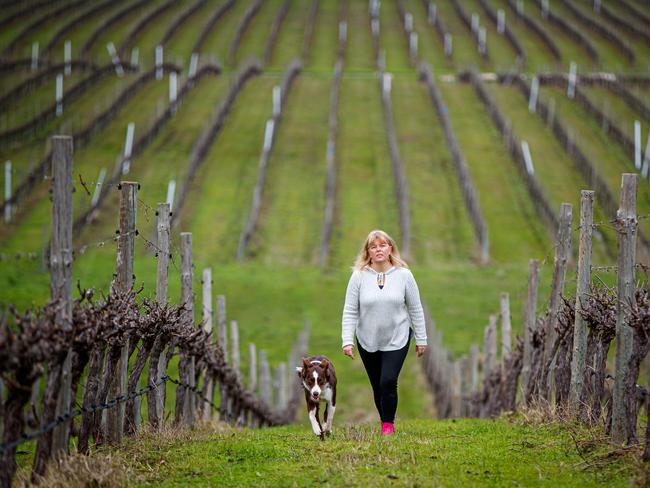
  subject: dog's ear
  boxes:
[295,366,303,376]
[302,357,311,368]
[321,359,329,371]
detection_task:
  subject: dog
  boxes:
[296,356,337,440]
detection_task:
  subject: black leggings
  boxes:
[356,329,412,423]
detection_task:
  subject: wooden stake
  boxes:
[522,259,540,396]
[50,136,74,456]
[569,191,594,415]
[612,174,638,445]
[108,181,137,444]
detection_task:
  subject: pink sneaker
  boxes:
[381,422,394,436]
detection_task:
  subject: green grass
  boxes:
[540,85,650,216]
[462,0,519,72]
[250,75,329,265]
[391,77,476,264]
[199,0,250,65]
[570,0,650,73]
[305,0,338,72]
[345,0,375,72]
[0,71,86,128]
[45,0,133,62]
[0,1,66,54]
[86,0,168,64]
[329,76,399,269]
[487,0,559,72]
[379,0,411,73]
[232,0,281,66]
[164,0,226,65]
[14,417,640,487]
[120,0,194,69]
[486,82,616,261]
[438,82,551,262]
[432,0,485,71]
[581,85,650,136]
[266,0,310,70]
[183,75,277,261]
[403,0,451,73]
[522,1,599,71]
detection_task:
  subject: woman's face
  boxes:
[368,238,392,264]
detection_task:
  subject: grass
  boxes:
[266,0,311,70]
[250,75,329,265]
[438,81,551,262]
[432,0,485,71]
[13,416,642,487]
[486,0,559,72]
[0,1,68,55]
[199,0,250,65]
[305,0,339,72]
[402,0,451,74]
[329,76,399,270]
[486,82,616,262]
[391,77,476,264]
[120,0,194,69]
[231,0,281,67]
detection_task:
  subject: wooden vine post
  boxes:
[50,135,74,457]
[107,181,138,444]
[154,202,170,424]
[612,174,637,445]
[569,190,594,416]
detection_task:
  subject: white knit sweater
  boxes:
[341,265,427,352]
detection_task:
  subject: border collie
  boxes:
[296,356,337,440]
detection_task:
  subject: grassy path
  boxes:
[540,85,650,215]
[14,417,636,487]
[434,0,485,71]
[267,0,311,70]
[46,0,132,62]
[251,76,329,265]
[306,0,338,72]
[462,0,519,71]
[522,1,597,71]
[183,76,276,262]
[329,77,399,269]
[232,0,281,65]
[345,0,374,72]
[120,0,194,68]
[487,82,615,261]
[86,0,168,64]
[164,0,226,64]
[439,82,550,262]
[486,0,559,72]
[402,0,449,73]
[0,75,169,254]
[199,0,250,65]
[0,71,86,128]
[379,0,411,73]
[391,77,476,264]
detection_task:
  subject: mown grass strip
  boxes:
[539,84,650,214]
[438,81,550,261]
[392,78,475,264]
[267,0,311,70]
[328,77,399,269]
[487,82,615,261]
[306,0,338,72]
[345,0,374,72]
[402,0,450,73]
[182,76,277,262]
[168,0,229,63]
[0,75,170,254]
[250,76,329,265]
[433,0,485,70]
[380,0,411,72]
[198,0,248,64]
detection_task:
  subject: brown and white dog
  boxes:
[296,356,337,440]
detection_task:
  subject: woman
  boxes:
[341,229,427,436]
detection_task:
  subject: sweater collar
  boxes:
[364,265,397,275]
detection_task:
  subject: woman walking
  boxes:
[341,229,427,436]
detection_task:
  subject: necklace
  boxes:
[377,272,385,289]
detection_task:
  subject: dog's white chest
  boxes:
[320,385,333,403]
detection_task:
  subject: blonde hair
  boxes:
[352,229,409,271]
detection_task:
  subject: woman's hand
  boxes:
[343,345,355,359]
[415,345,427,358]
